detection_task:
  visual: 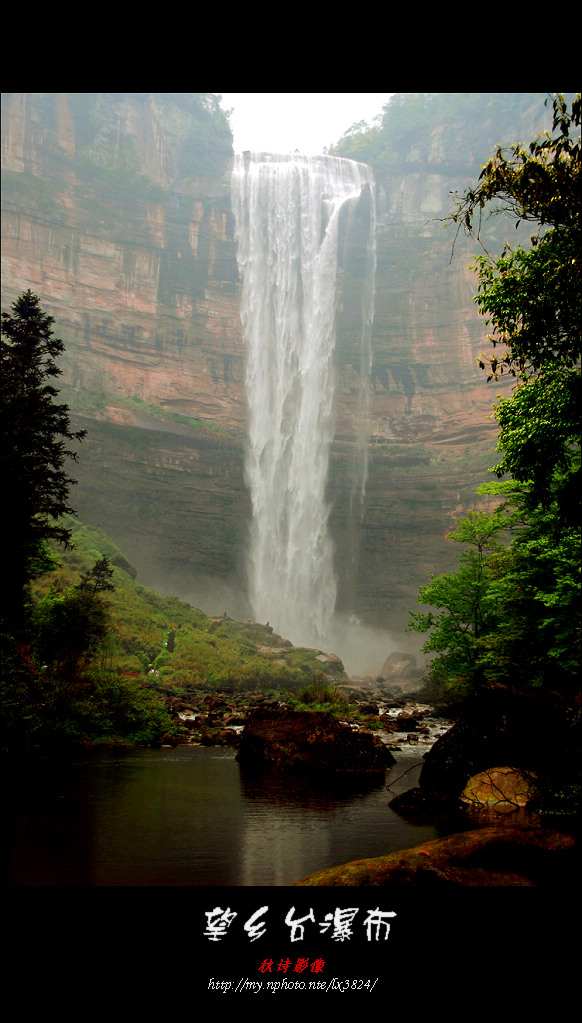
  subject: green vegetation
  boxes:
[1,291,87,631]
[0,293,177,752]
[56,385,244,441]
[0,313,349,760]
[32,521,345,694]
[167,93,233,179]
[68,92,233,182]
[330,93,561,176]
[2,495,350,754]
[74,159,166,206]
[3,93,233,245]
[1,170,63,206]
[408,95,581,711]
[292,677,350,712]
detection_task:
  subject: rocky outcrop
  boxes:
[378,651,424,687]
[1,93,251,608]
[1,94,245,428]
[385,684,580,832]
[237,707,395,774]
[418,684,580,799]
[293,827,576,887]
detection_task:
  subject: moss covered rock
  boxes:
[237,707,395,774]
[294,827,575,887]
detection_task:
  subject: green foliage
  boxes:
[330,93,556,175]
[0,291,86,630]
[0,291,182,753]
[473,230,580,379]
[3,542,178,752]
[410,489,580,703]
[171,93,233,179]
[294,677,349,711]
[451,94,580,238]
[151,619,324,694]
[482,499,581,689]
[408,510,512,697]
[0,633,45,753]
[74,159,166,206]
[69,92,233,183]
[1,170,63,206]
[410,96,581,707]
[28,519,345,703]
[493,367,580,521]
[66,670,175,747]
[452,94,581,524]
[32,571,113,682]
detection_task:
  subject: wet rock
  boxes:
[393,711,419,732]
[237,708,395,774]
[388,787,463,825]
[315,652,345,671]
[293,827,576,887]
[200,727,240,747]
[460,767,538,815]
[160,732,180,747]
[203,695,229,711]
[419,684,580,799]
[223,712,246,727]
[358,702,380,715]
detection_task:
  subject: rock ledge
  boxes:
[293,827,575,887]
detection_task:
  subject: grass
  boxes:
[33,517,347,696]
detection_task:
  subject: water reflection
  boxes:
[6,746,445,887]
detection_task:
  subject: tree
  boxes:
[407,509,513,701]
[410,95,581,703]
[409,493,580,705]
[482,498,581,692]
[32,557,115,684]
[0,291,86,630]
[450,93,581,523]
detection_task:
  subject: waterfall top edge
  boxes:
[234,150,374,173]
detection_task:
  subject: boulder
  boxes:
[419,684,580,798]
[200,727,240,747]
[388,787,463,825]
[358,702,380,715]
[237,708,395,774]
[293,827,576,887]
[393,711,419,732]
[460,767,538,815]
[380,652,421,682]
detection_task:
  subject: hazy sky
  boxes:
[219,93,394,156]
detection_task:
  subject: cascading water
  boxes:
[232,152,376,650]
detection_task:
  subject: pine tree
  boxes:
[0,291,86,631]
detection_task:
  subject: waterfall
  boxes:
[232,152,376,650]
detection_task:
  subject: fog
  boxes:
[220,92,394,157]
[137,563,426,680]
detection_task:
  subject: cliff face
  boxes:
[1,93,245,429]
[0,93,530,651]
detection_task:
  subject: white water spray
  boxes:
[232,152,376,650]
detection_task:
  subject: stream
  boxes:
[6,725,457,887]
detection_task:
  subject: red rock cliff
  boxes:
[0,92,533,641]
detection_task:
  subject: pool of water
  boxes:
[5,744,453,887]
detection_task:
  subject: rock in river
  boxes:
[237,708,395,774]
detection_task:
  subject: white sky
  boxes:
[219,93,394,156]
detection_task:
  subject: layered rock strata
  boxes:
[1,93,541,643]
